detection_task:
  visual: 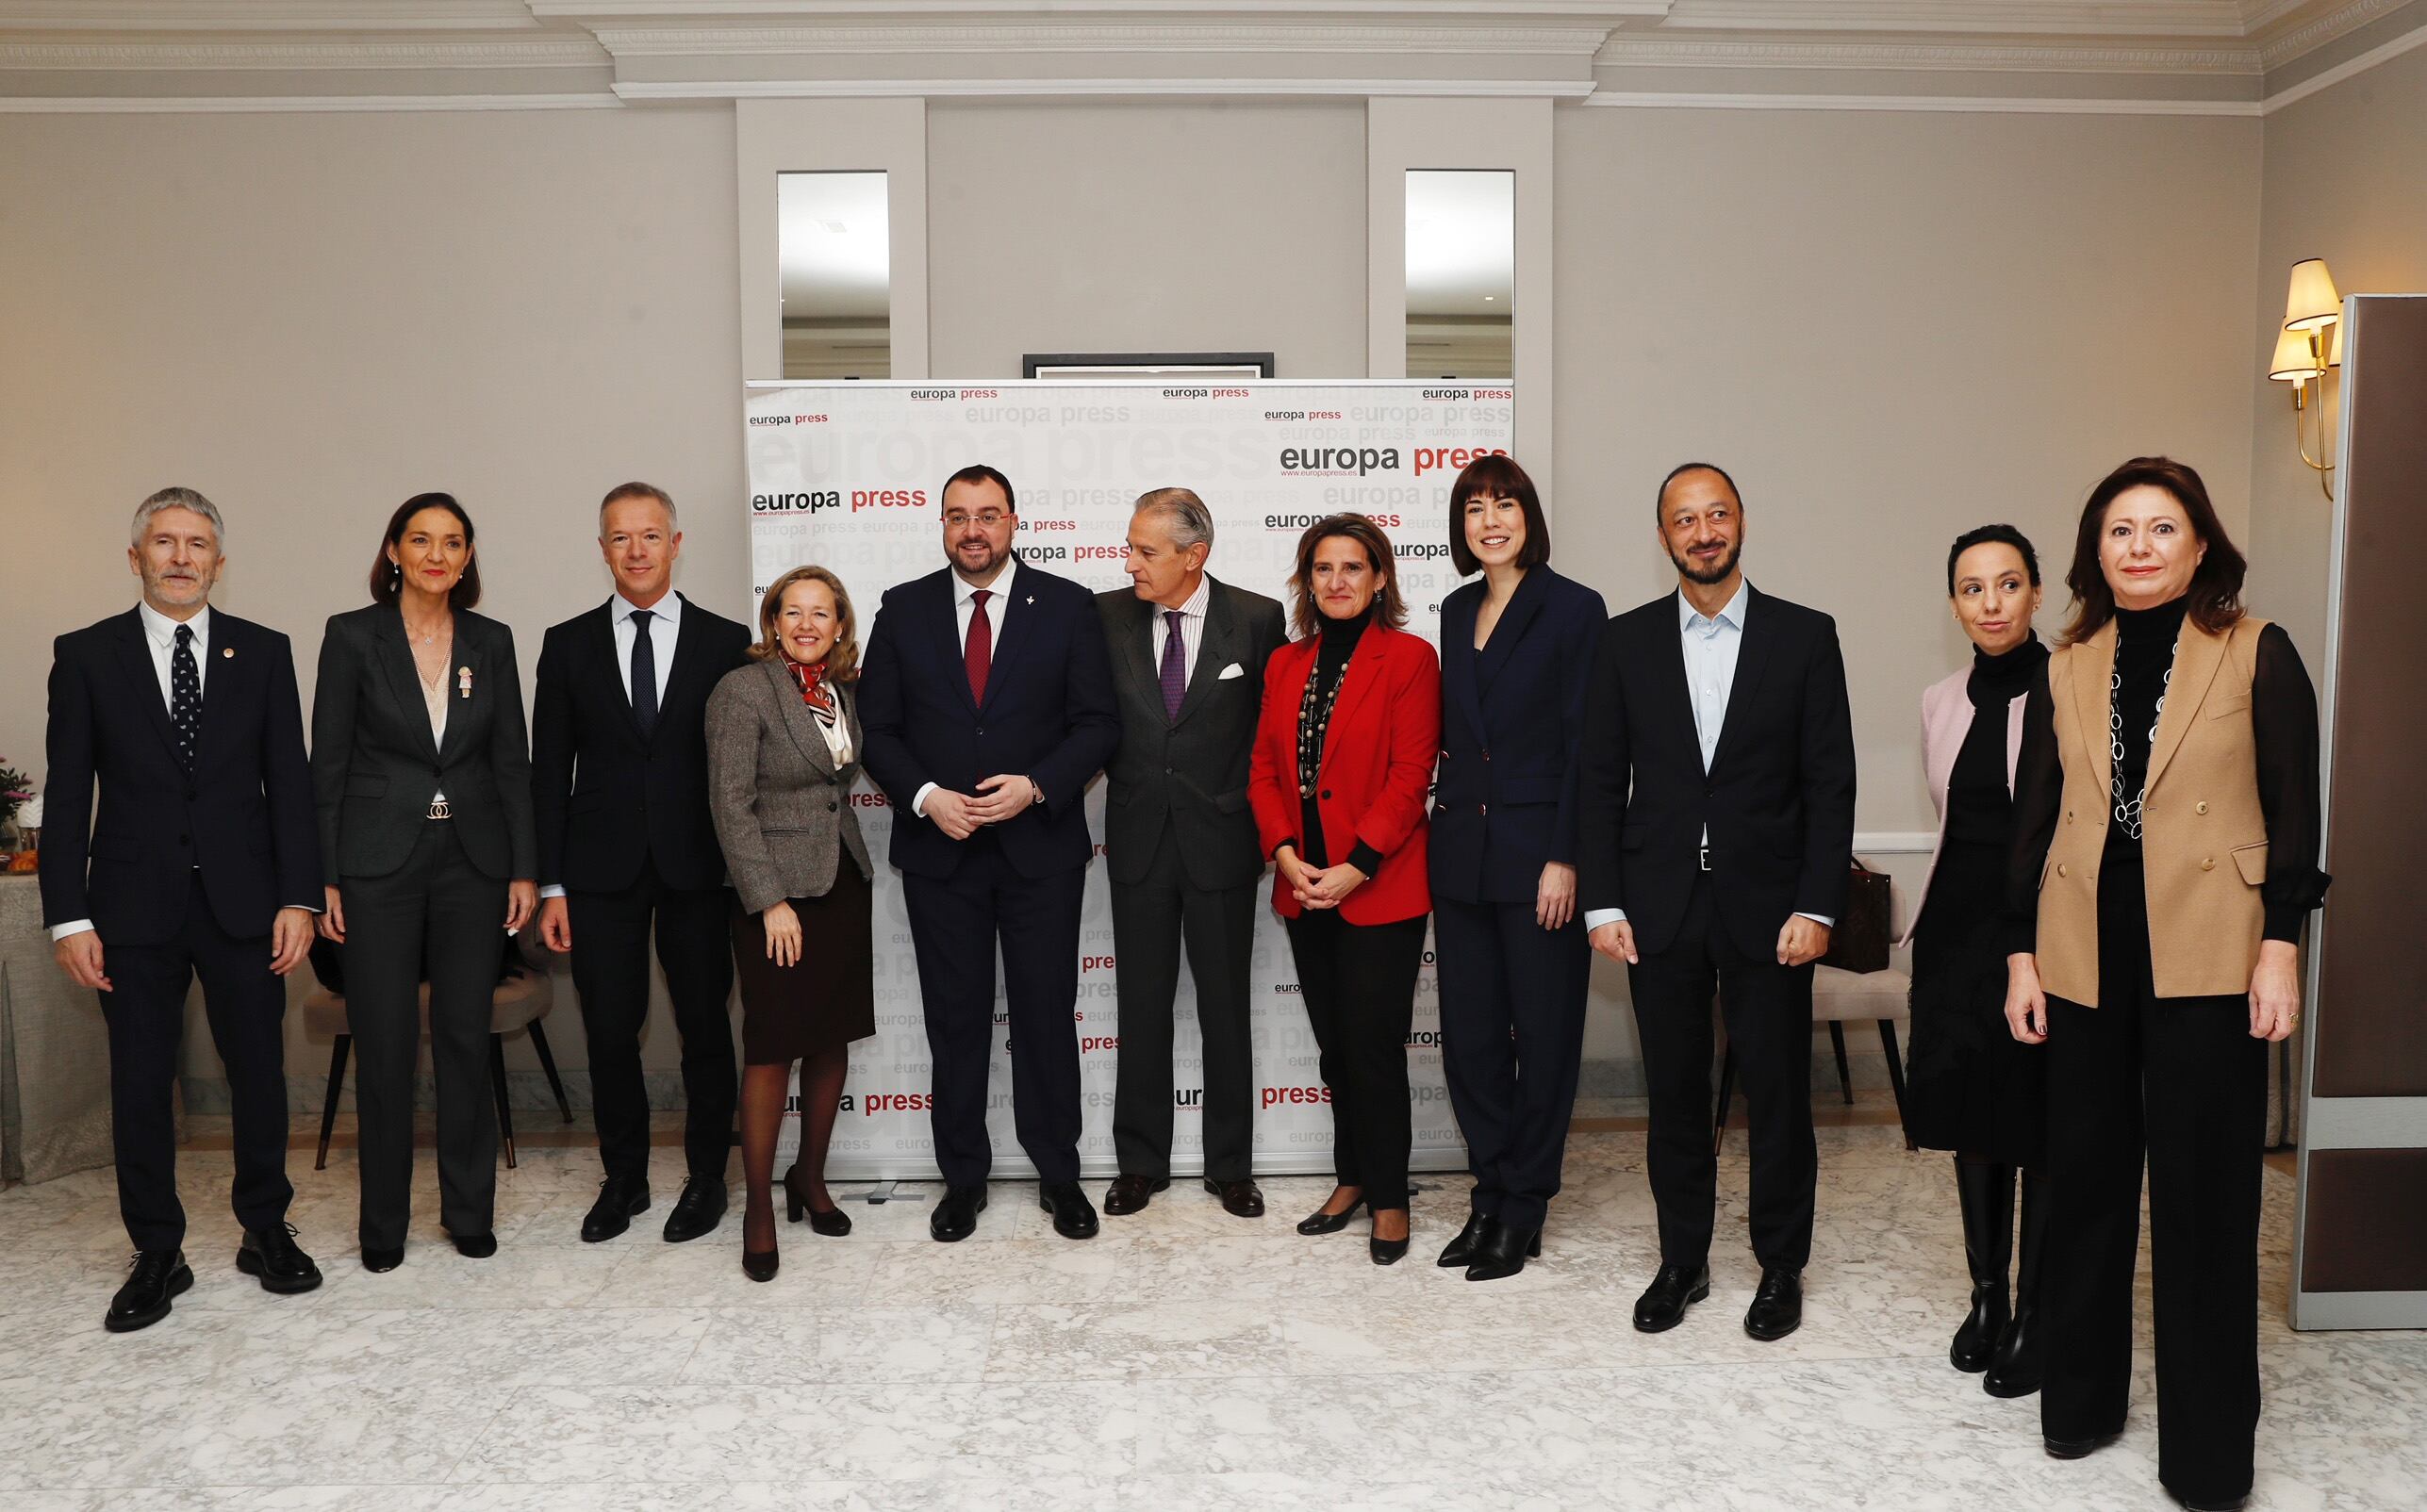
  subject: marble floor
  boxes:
[2,1114,2421,1511]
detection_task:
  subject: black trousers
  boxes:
[1107,824,1259,1182]
[902,835,1086,1186]
[567,858,736,1185]
[96,872,293,1251]
[1434,896,1590,1231]
[1626,875,1818,1271]
[1284,910,1428,1211]
[342,820,508,1250]
[2041,856,2267,1505]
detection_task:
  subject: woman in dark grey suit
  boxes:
[706,565,875,1281]
[312,493,537,1272]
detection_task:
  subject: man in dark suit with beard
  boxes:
[856,464,1121,1242]
[1095,488,1287,1220]
[41,486,324,1332]
[1578,462,1856,1342]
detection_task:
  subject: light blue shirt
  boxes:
[1584,582,1829,933]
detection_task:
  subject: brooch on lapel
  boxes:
[222,647,235,659]
[1025,596,1035,605]
[458,666,473,699]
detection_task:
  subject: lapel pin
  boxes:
[1025,596,1034,605]
[222,646,235,659]
[458,666,473,699]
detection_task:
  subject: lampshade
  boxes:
[2284,257,2341,332]
[2269,328,2323,383]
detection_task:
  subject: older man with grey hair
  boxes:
[1095,487,1288,1217]
[41,486,323,1332]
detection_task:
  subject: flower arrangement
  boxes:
[0,760,32,830]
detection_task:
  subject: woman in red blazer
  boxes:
[1248,514,1441,1264]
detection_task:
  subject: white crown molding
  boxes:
[0,90,618,111]
[615,74,1601,99]
[1597,37,2263,73]
[1578,86,2262,111]
[543,0,1665,14]
[0,39,604,71]
[2256,0,2410,63]
[591,23,1615,58]
[0,1,538,28]
[2262,13,2427,105]
[1654,0,2252,37]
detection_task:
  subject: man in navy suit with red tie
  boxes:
[41,487,324,1332]
[856,465,1120,1242]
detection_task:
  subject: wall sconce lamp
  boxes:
[2270,257,2341,500]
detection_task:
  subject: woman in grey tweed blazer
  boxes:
[705,566,875,1281]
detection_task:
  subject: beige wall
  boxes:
[924,101,1368,380]
[2246,40,2427,663]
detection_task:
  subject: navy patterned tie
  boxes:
[1160,610,1187,722]
[629,609,658,738]
[171,623,200,772]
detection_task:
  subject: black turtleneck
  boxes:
[1284,610,1384,878]
[1944,634,2047,846]
[2106,596,2191,859]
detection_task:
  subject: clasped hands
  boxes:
[923,774,1038,841]
[1275,845,1365,910]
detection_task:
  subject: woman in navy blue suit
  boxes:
[1429,454,1608,1281]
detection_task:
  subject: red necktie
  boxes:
[965,588,993,704]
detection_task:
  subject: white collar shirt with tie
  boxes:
[613,589,682,707]
[138,600,210,709]
[1150,572,1212,691]
[911,555,1022,820]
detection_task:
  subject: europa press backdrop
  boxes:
[749,380,1513,1179]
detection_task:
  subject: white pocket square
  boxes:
[1217,662,1246,680]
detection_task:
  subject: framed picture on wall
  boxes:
[1022,352,1275,381]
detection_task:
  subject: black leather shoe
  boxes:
[1296,1191,1367,1236]
[2165,1485,2248,1511]
[1040,1181,1100,1240]
[451,1231,498,1259]
[1437,1212,1494,1269]
[1985,1173,2049,1398]
[1202,1177,1265,1218]
[360,1244,404,1274]
[1950,1159,2015,1372]
[1103,1174,1167,1216]
[237,1224,322,1294]
[581,1175,650,1243]
[1744,1266,1804,1340]
[1632,1262,1710,1333]
[662,1177,727,1243]
[1465,1224,1542,1283]
[105,1249,192,1333]
[930,1185,988,1242]
[741,1246,779,1283]
[784,1164,850,1237]
[2044,1430,2122,1460]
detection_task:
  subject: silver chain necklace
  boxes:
[2109,633,2177,840]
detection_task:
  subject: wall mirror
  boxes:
[1406,169,1513,381]
[779,170,890,379]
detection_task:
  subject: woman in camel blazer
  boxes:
[2004,458,2327,1512]
[705,565,874,1281]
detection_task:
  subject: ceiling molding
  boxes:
[590,23,1617,58]
[614,74,1602,100]
[1596,37,2264,73]
[543,0,1666,15]
[2255,0,2409,63]
[0,1,538,28]
[1651,1,2252,37]
[0,90,618,111]
[1579,87,2262,111]
[0,38,605,71]
[2262,12,2427,104]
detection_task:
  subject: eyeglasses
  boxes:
[944,511,1008,530]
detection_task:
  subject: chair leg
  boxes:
[1878,1020,1915,1151]
[1828,1020,1855,1106]
[489,1032,517,1170]
[315,1033,351,1172]
[528,1020,573,1124]
[1712,1046,1738,1158]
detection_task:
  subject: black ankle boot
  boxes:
[1985,1170,2049,1397]
[1950,1158,2014,1372]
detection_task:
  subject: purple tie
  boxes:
[1160,610,1187,721]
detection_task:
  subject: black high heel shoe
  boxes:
[1464,1224,1542,1282]
[1369,1208,1411,1266]
[784,1163,851,1237]
[1296,1192,1368,1236]
[1437,1212,1493,1269]
[741,1203,779,1283]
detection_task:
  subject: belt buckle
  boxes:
[427,797,454,821]
[1698,846,1711,873]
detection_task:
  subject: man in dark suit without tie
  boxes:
[41,486,324,1332]
[1578,462,1857,1343]
[856,464,1121,1242]
[1096,489,1288,1219]
[531,483,752,1244]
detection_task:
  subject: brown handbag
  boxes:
[1818,860,1893,973]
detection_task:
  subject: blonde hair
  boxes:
[749,565,860,680]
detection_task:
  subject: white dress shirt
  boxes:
[1585,582,1830,932]
[1150,572,1212,692]
[912,555,1019,818]
[539,592,686,902]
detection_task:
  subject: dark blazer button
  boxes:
[1319,789,1331,800]
[827,800,838,812]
